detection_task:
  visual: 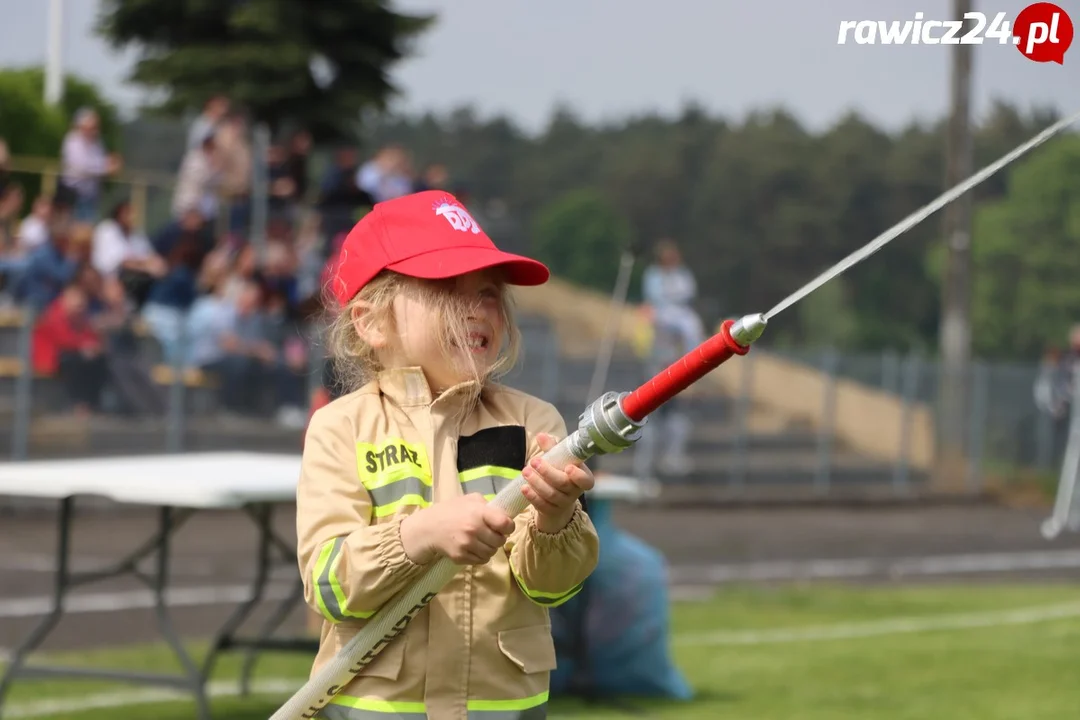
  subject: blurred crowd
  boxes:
[0,94,455,426]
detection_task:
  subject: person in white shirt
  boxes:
[187,95,229,150]
[91,199,166,307]
[172,131,222,221]
[633,239,706,479]
[17,196,53,253]
[59,108,122,221]
[641,239,705,351]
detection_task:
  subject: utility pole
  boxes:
[44,0,64,106]
[935,0,975,492]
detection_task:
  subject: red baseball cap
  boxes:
[329,190,549,305]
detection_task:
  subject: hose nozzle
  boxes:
[730,313,767,346]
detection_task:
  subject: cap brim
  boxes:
[387,246,550,286]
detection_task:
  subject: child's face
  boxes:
[388,270,507,392]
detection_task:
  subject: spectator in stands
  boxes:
[92,199,166,309]
[152,207,216,264]
[1036,325,1080,420]
[0,138,17,245]
[31,282,108,417]
[285,130,312,204]
[215,110,253,236]
[218,242,258,303]
[317,145,374,251]
[414,163,450,192]
[187,94,230,150]
[260,219,301,313]
[0,138,10,198]
[267,141,301,221]
[172,130,222,222]
[14,216,87,312]
[293,210,327,303]
[58,108,122,222]
[141,211,208,364]
[356,145,413,203]
[15,195,53,254]
[263,284,309,429]
[0,183,22,254]
[633,239,705,479]
[92,275,165,416]
[642,239,705,351]
[0,141,20,250]
[190,276,278,416]
[184,254,238,378]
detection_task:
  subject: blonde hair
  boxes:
[325,270,522,397]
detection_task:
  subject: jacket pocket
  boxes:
[496,625,558,675]
[333,626,407,682]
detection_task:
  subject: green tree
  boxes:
[327,98,1067,358]
[0,68,121,156]
[0,68,120,210]
[96,0,434,140]
[531,188,635,295]
[962,133,1080,358]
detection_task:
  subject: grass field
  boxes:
[2,583,1079,719]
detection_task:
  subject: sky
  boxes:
[0,0,1077,136]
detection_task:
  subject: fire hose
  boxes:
[272,108,1080,720]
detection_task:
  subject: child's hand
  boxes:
[521,433,594,533]
[400,494,515,566]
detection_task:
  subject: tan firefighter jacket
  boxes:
[296,366,600,720]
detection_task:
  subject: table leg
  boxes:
[239,577,307,695]
[153,506,214,720]
[0,497,74,714]
[201,503,273,683]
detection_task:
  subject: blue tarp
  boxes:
[549,497,694,701]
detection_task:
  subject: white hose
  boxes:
[270,431,588,720]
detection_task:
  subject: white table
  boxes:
[0,452,312,720]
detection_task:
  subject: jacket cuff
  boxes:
[374,514,431,581]
[527,503,588,548]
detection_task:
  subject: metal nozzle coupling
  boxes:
[571,391,645,458]
[730,313,767,346]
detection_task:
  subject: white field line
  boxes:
[666,548,1080,585]
[0,583,297,619]
[674,600,1080,646]
[2,678,306,718]
[0,552,298,580]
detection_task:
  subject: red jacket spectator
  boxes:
[31,287,101,375]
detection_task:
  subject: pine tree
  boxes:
[97,0,434,140]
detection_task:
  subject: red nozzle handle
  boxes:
[620,319,750,422]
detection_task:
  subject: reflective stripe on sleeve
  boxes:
[312,537,376,622]
[507,555,583,608]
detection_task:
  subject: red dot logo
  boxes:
[1013,2,1074,64]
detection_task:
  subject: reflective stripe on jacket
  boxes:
[296,367,600,720]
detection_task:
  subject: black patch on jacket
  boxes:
[457,425,527,472]
[456,425,589,513]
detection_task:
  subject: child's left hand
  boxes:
[521,432,594,533]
